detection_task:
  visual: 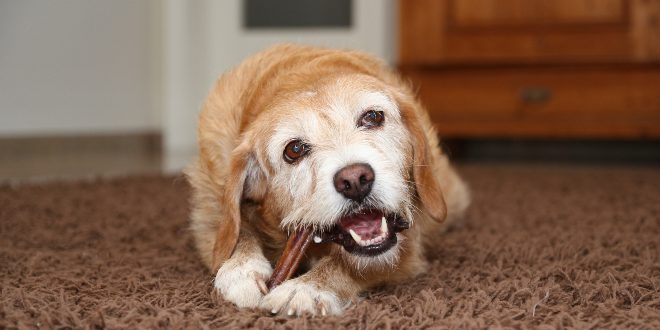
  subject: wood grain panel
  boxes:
[632,0,660,60]
[399,0,660,64]
[450,0,627,28]
[399,0,446,64]
[441,30,632,63]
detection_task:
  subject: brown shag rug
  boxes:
[1,164,659,329]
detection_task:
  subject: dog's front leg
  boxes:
[260,256,362,316]
[214,229,272,308]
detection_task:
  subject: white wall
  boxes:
[0,0,396,171]
[162,0,396,171]
[0,0,161,136]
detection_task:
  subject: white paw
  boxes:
[214,256,272,308]
[260,278,345,316]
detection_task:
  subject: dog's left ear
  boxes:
[211,140,266,271]
[399,97,448,223]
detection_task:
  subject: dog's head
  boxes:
[214,72,446,269]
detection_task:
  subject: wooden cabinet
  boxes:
[399,0,660,138]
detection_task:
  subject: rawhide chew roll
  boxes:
[266,228,313,290]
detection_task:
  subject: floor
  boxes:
[2,164,658,328]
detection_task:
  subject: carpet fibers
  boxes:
[1,164,659,329]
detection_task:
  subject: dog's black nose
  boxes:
[333,163,375,202]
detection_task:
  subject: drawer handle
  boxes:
[520,87,552,104]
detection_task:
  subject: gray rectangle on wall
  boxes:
[244,0,352,28]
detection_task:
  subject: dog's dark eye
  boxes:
[359,110,384,128]
[283,140,309,163]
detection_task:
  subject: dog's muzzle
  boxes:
[315,209,409,257]
[323,163,410,256]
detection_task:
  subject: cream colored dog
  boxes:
[186,44,469,316]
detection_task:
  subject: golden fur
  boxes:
[186,44,470,315]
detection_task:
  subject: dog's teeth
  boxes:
[348,229,362,244]
[313,235,322,243]
[381,216,388,234]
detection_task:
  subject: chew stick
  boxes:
[266,228,313,290]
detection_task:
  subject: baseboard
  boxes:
[444,138,660,165]
[0,132,162,181]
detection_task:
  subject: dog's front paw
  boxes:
[260,278,345,316]
[214,256,272,308]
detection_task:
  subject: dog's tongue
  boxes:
[338,210,384,240]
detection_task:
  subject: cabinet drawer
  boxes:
[401,66,660,138]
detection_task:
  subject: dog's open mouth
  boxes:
[318,209,410,257]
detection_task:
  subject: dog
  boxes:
[186,44,470,316]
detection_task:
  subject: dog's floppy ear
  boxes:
[400,98,448,223]
[211,141,266,271]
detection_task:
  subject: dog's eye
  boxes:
[283,140,309,163]
[359,110,384,128]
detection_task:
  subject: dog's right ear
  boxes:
[211,141,266,271]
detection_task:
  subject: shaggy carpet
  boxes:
[1,164,659,329]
